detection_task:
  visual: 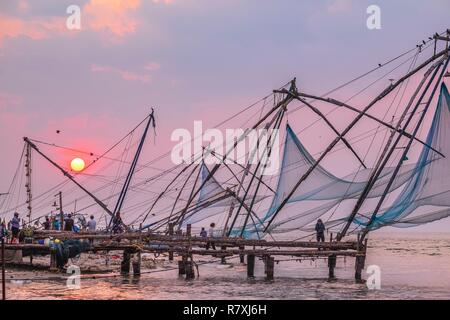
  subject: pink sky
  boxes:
[1,0,450,230]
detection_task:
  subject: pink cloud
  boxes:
[326,0,353,14]
[144,62,161,71]
[84,0,141,38]
[0,92,23,110]
[18,0,30,14]
[0,14,66,47]
[90,64,151,83]
[152,0,175,4]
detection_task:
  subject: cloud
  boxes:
[144,62,161,71]
[0,92,23,110]
[151,0,175,4]
[84,0,141,37]
[326,0,353,14]
[90,64,152,83]
[18,0,30,14]
[0,14,65,47]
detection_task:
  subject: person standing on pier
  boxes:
[87,215,97,245]
[52,216,60,230]
[87,215,97,232]
[64,214,74,231]
[315,219,326,243]
[43,216,51,230]
[200,227,207,238]
[0,219,6,241]
[10,212,21,243]
[112,212,124,234]
[206,223,216,250]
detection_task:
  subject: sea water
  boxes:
[4,232,450,300]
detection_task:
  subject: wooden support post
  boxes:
[356,233,361,251]
[1,238,6,300]
[328,254,337,280]
[355,254,366,283]
[239,246,245,264]
[49,248,58,271]
[185,258,195,280]
[179,255,187,276]
[221,246,226,264]
[120,249,131,275]
[168,223,174,261]
[132,252,141,276]
[186,224,192,237]
[247,254,255,278]
[264,256,274,280]
[355,239,368,283]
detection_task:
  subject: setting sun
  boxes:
[70,157,85,172]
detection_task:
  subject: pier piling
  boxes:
[186,224,192,237]
[185,259,195,280]
[49,249,58,271]
[328,254,337,280]
[355,239,368,282]
[221,246,226,264]
[168,223,174,261]
[132,252,141,276]
[121,249,131,275]
[178,255,187,275]
[247,254,255,278]
[264,256,274,280]
[239,246,245,263]
[355,254,365,282]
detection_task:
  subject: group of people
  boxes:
[200,222,216,250]
[1,212,328,246]
[0,212,21,243]
[0,212,99,244]
[195,219,327,250]
[41,214,97,233]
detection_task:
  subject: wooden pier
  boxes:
[2,227,367,282]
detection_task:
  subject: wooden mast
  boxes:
[108,110,155,229]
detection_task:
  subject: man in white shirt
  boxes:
[87,215,97,232]
[206,222,216,250]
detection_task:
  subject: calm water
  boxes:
[4,232,450,300]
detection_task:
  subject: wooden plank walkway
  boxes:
[3,230,367,282]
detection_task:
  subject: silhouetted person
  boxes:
[112,212,124,234]
[87,215,97,232]
[315,219,326,243]
[206,223,216,250]
[10,212,20,243]
[64,214,74,231]
[43,216,51,230]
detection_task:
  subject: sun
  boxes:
[70,158,85,172]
